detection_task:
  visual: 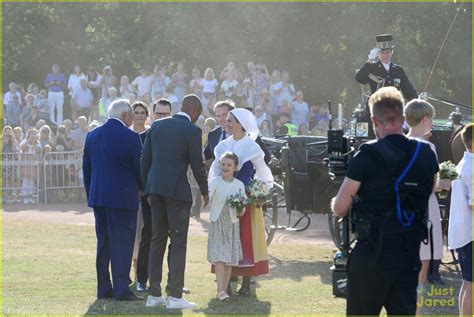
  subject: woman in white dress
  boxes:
[209,108,274,296]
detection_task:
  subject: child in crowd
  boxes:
[403,99,447,314]
[448,123,473,317]
[207,152,245,301]
[19,128,42,204]
[20,94,36,131]
[36,90,50,121]
[202,117,217,148]
[13,126,23,151]
[2,126,19,204]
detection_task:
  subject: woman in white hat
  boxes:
[209,108,273,296]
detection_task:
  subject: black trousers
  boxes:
[346,240,420,316]
[136,197,152,284]
[148,194,191,298]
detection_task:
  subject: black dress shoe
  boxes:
[97,292,113,299]
[237,287,250,297]
[117,292,143,301]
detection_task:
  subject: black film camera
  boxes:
[326,112,373,298]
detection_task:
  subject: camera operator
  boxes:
[331,87,438,315]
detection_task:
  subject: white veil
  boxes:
[230,108,260,141]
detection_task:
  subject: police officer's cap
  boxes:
[376,34,395,50]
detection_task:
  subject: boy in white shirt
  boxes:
[448,123,473,317]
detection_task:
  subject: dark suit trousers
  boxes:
[136,197,152,284]
[93,207,137,300]
[148,194,191,298]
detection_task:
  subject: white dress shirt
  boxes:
[448,151,473,250]
[176,111,191,122]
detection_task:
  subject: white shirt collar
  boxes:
[176,111,191,122]
[382,62,391,71]
[109,117,126,127]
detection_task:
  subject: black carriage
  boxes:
[261,134,339,245]
[262,97,470,251]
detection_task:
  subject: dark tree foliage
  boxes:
[3,2,471,117]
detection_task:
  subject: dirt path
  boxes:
[2,203,336,247]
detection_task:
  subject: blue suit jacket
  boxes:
[83,118,143,211]
[203,127,223,161]
[141,114,208,202]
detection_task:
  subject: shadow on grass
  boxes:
[261,254,333,285]
[84,292,270,316]
[85,297,184,315]
[199,291,271,315]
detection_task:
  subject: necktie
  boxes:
[221,130,226,140]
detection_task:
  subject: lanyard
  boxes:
[394,140,421,228]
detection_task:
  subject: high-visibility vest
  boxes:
[98,98,106,117]
[283,122,298,136]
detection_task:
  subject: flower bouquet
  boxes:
[226,189,249,217]
[438,160,458,199]
[247,180,272,208]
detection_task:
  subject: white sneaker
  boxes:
[145,295,166,307]
[166,296,197,309]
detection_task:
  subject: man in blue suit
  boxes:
[83,99,143,301]
[142,94,209,309]
[203,100,231,162]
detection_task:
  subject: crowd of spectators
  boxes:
[1,115,96,205]
[3,61,336,143]
[2,61,341,205]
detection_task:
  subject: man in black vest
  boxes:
[356,34,418,102]
[331,87,438,315]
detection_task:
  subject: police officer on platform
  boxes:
[331,87,438,315]
[356,34,418,102]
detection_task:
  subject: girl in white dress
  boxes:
[207,152,246,301]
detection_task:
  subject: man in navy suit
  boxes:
[203,100,232,161]
[142,94,209,309]
[83,99,143,301]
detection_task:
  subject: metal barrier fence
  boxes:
[43,151,85,204]
[3,150,204,206]
[2,152,42,204]
[1,150,85,205]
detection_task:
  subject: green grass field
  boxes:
[2,217,346,315]
[2,216,461,316]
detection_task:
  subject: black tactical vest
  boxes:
[352,138,430,240]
